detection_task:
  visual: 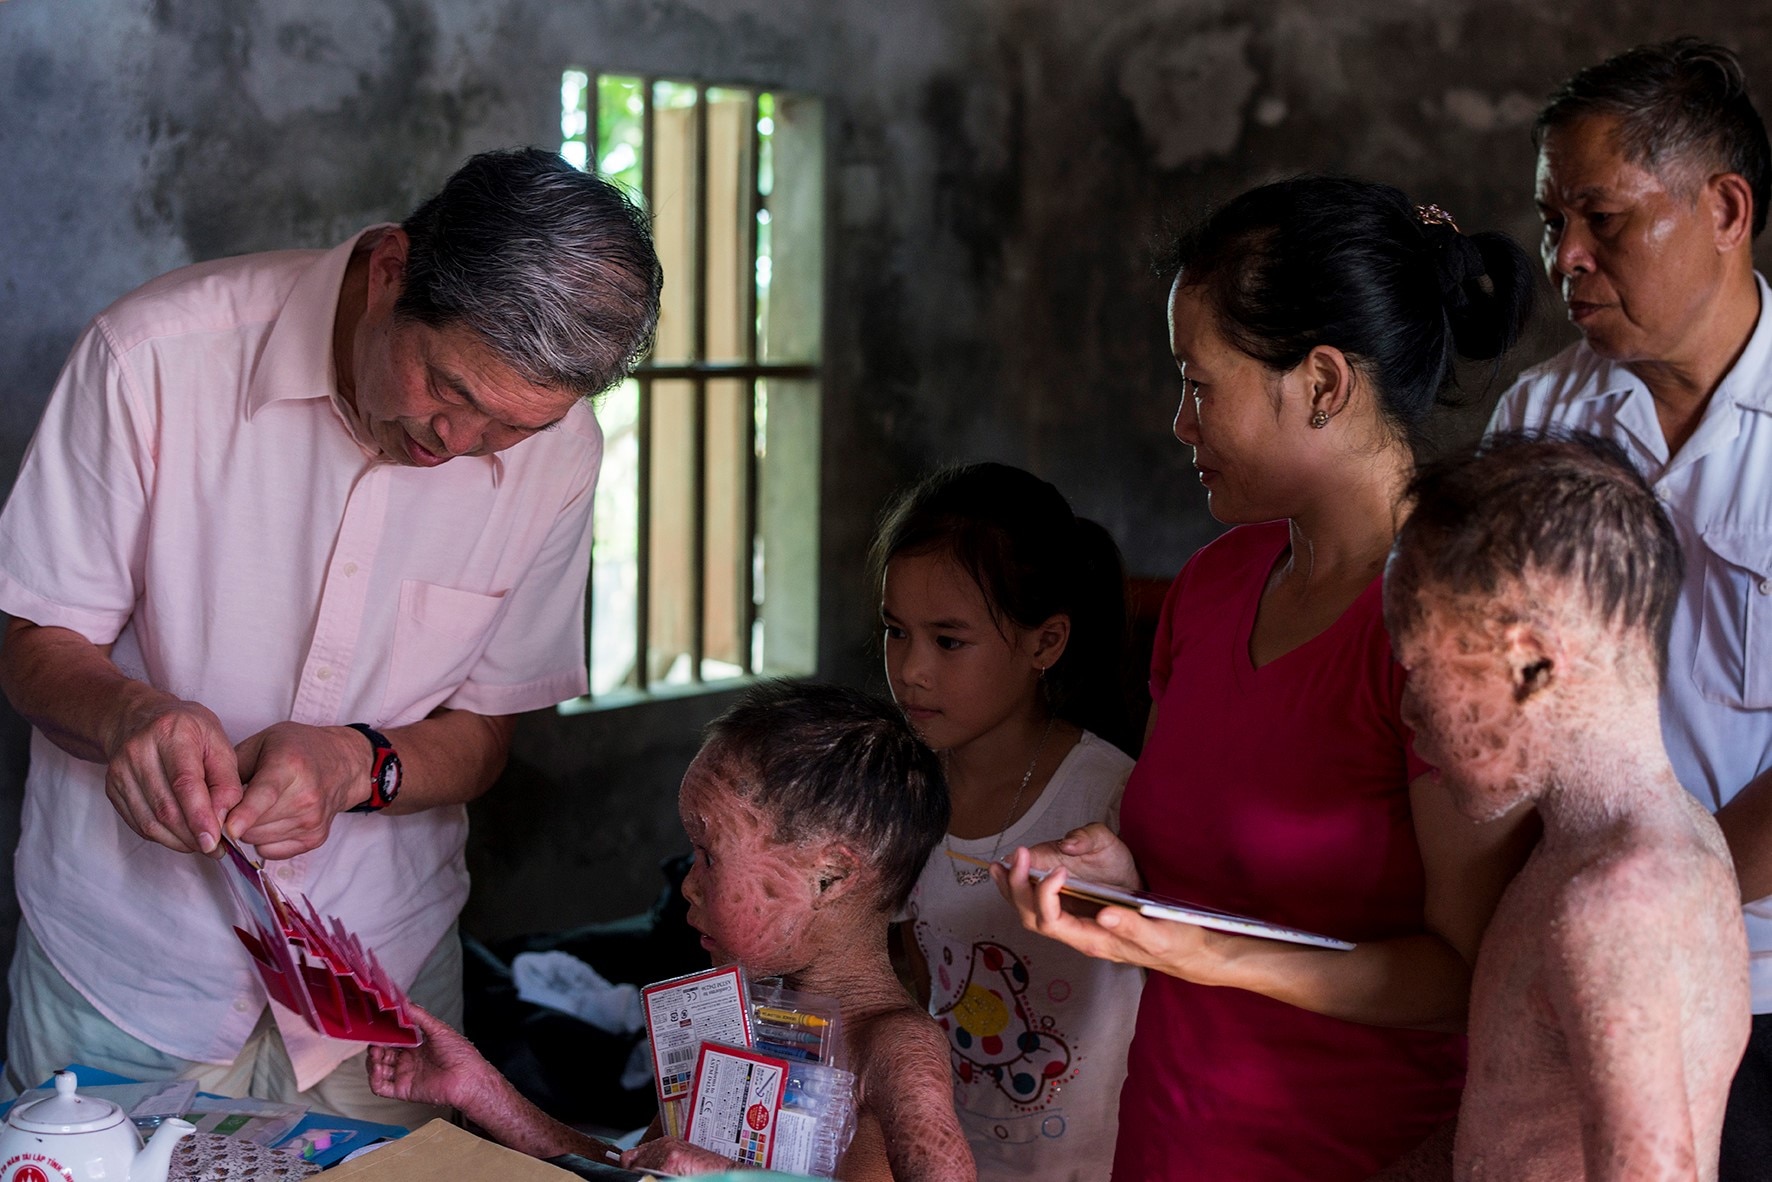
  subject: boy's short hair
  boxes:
[702,680,949,911]
[1388,431,1684,675]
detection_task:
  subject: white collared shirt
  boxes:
[0,229,601,1085]
[1490,272,1772,1011]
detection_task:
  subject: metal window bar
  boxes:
[582,75,600,687]
[741,91,762,674]
[584,74,820,699]
[634,77,656,693]
[690,84,710,684]
[636,362,815,379]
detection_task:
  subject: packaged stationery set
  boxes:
[641,967,858,1177]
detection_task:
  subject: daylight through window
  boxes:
[562,70,824,701]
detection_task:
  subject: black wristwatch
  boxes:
[345,723,402,813]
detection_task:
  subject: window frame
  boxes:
[561,72,825,710]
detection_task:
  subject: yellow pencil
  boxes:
[756,1005,830,1029]
[944,849,1004,871]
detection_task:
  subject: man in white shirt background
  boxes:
[1488,38,1772,1178]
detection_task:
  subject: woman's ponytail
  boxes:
[1048,517,1135,755]
[1432,224,1537,363]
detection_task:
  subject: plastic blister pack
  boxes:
[772,1058,858,1178]
[748,978,845,1068]
[640,969,861,1177]
[742,980,858,1177]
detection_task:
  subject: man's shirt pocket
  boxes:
[1693,527,1772,708]
[379,580,509,723]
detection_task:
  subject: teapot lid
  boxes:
[9,1071,125,1133]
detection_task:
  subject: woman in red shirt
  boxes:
[1001,177,1539,1180]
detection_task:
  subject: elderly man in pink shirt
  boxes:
[0,147,661,1123]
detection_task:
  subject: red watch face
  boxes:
[347,725,400,813]
[370,747,401,807]
[376,757,401,800]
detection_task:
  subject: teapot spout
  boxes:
[130,1118,195,1182]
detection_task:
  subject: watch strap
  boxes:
[345,723,400,813]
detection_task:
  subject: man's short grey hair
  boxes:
[396,147,663,397]
[1537,37,1772,238]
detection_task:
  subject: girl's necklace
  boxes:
[947,716,1056,886]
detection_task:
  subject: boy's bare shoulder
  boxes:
[1544,817,1734,959]
[853,1001,951,1086]
[858,1000,945,1040]
[850,1001,976,1182]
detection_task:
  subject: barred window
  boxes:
[561,71,824,703]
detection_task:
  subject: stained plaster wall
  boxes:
[1,0,1768,1039]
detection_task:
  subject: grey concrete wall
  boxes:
[2,0,1769,1036]
[0,0,982,955]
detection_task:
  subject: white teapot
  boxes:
[0,1071,194,1182]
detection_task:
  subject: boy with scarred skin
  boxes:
[1376,432,1750,1182]
[367,682,977,1182]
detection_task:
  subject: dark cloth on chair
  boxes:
[464,854,704,1133]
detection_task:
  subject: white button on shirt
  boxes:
[0,229,602,1087]
[1490,272,1772,1011]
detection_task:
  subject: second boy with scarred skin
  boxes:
[1377,433,1749,1181]
[367,681,975,1182]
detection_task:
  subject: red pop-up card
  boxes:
[220,836,421,1047]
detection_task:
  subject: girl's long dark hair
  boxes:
[870,462,1135,754]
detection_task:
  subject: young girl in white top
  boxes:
[874,462,1144,1182]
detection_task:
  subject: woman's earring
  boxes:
[1309,409,1330,429]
